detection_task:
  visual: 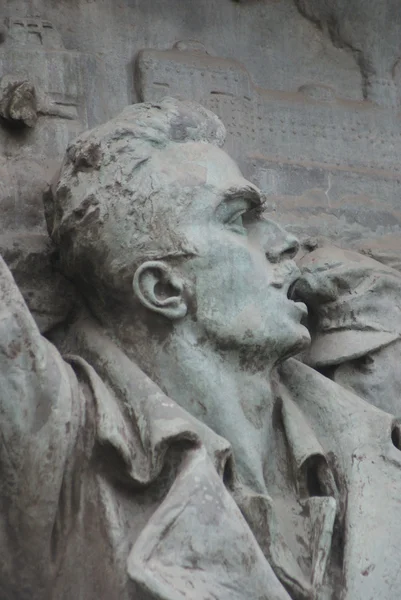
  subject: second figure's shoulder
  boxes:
[278,357,398,455]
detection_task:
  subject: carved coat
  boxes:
[1,255,401,600]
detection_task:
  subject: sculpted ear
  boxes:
[133,261,187,320]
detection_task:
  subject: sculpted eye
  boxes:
[242,203,265,225]
[227,211,246,234]
[219,193,264,234]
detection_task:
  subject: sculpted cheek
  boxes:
[234,304,264,330]
[175,163,207,187]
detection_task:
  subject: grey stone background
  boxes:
[2,0,401,327]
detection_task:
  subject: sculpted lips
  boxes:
[270,270,308,316]
[287,278,301,302]
[287,277,308,316]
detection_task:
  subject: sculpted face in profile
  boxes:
[50,98,308,357]
[2,98,401,600]
[48,97,310,491]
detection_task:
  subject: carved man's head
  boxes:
[46,97,309,359]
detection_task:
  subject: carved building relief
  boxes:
[1,95,401,600]
[0,16,106,331]
[136,41,401,259]
[1,2,401,599]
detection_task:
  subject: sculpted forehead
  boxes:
[150,141,253,191]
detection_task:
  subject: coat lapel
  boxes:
[127,446,293,600]
[67,320,401,600]
[280,358,401,600]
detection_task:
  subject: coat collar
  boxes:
[65,317,339,599]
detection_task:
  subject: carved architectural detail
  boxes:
[0,15,107,332]
[3,16,64,48]
[136,42,401,173]
[136,42,401,249]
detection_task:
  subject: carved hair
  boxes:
[44,97,226,303]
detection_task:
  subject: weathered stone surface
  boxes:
[1,3,401,597]
[0,232,76,332]
[1,1,401,297]
[0,75,37,127]
[294,0,401,107]
[2,97,401,600]
[0,14,105,329]
[137,41,401,251]
[296,246,401,414]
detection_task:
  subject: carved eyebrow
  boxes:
[219,186,262,208]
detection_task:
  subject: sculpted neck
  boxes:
[105,316,278,495]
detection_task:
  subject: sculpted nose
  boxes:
[263,219,299,263]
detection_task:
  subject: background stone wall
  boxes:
[1,0,401,328]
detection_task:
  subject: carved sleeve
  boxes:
[0,254,85,577]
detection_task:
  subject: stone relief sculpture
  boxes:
[294,0,401,107]
[0,75,37,127]
[0,15,106,335]
[135,40,401,257]
[297,246,401,415]
[2,97,401,600]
